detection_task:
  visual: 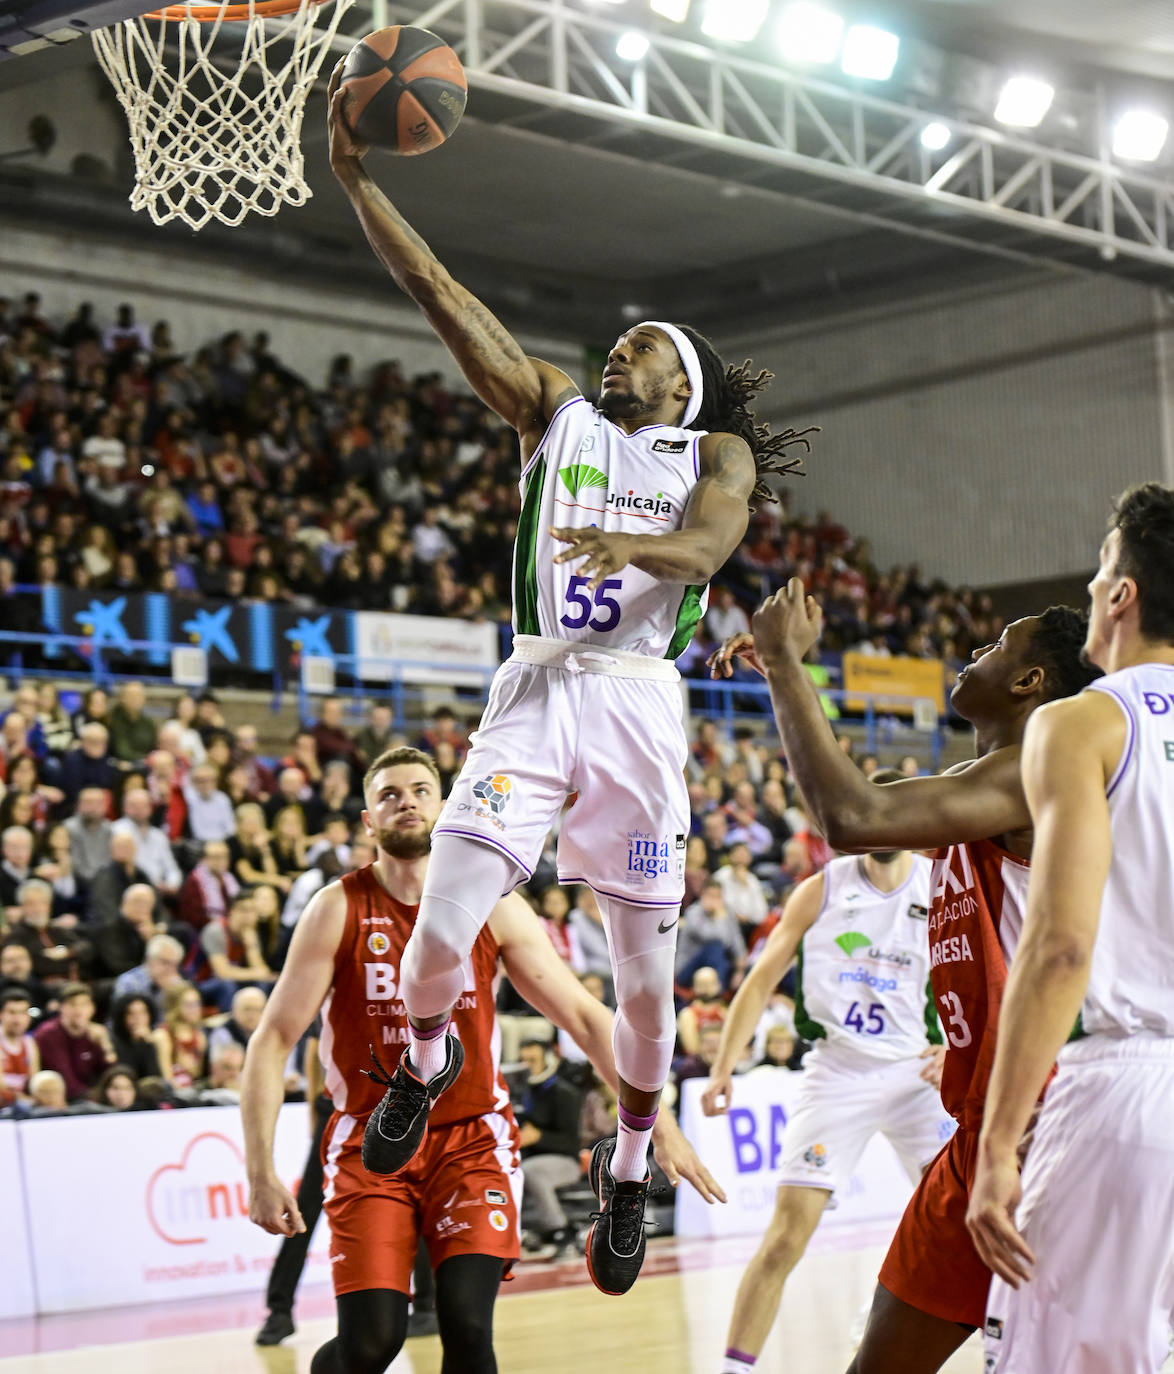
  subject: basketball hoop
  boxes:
[92,0,354,231]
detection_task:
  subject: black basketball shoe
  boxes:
[361,1036,465,1176]
[585,1137,650,1296]
[255,1310,295,1346]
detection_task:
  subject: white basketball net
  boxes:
[92,0,354,231]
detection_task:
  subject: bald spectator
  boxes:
[310,698,357,770]
[207,985,266,1057]
[107,681,158,765]
[65,788,113,882]
[88,830,152,927]
[6,879,86,987]
[178,840,239,930]
[91,883,163,982]
[182,763,235,842]
[0,824,35,909]
[264,766,318,831]
[198,1040,245,1104]
[112,788,182,896]
[60,723,117,803]
[112,931,186,1004]
[231,724,275,802]
[26,1069,68,1116]
[34,983,116,1100]
[199,891,274,1012]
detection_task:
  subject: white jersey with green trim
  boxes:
[794,853,939,1062]
[513,395,709,658]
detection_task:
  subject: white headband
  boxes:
[639,320,704,428]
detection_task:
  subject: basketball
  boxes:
[338,25,467,155]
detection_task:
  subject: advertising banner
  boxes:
[841,652,946,716]
[21,1104,331,1313]
[674,1069,917,1240]
[1,1121,37,1318]
[355,611,499,686]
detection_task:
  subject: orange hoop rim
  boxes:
[144,0,332,22]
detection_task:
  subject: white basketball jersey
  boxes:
[513,396,709,658]
[1080,665,1174,1038]
[795,854,939,1062]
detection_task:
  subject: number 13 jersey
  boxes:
[514,396,709,658]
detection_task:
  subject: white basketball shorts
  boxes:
[778,1046,956,1197]
[433,636,690,909]
[984,1035,1174,1374]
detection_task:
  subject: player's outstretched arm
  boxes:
[701,874,822,1117]
[242,883,344,1238]
[491,894,726,1204]
[326,66,578,440]
[750,579,1030,850]
[968,694,1121,1286]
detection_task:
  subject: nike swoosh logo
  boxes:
[657,917,679,934]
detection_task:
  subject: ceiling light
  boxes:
[920,121,951,151]
[701,0,769,43]
[840,24,899,81]
[994,76,1054,128]
[776,3,843,65]
[616,30,650,60]
[649,0,689,20]
[1113,109,1169,162]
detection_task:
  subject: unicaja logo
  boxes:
[559,464,607,498]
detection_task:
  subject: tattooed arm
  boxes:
[327,68,578,441]
[553,432,755,587]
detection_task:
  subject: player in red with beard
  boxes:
[242,747,722,1374]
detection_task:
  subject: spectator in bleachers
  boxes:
[108,993,163,1080]
[415,705,467,761]
[517,1039,585,1255]
[0,755,62,834]
[537,885,583,972]
[353,701,395,770]
[178,839,239,930]
[88,831,153,926]
[6,878,86,987]
[151,981,206,1088]
[566,885,610,980]
[207,984,266,1057]
[107,681,157,766]
[112,931,185,1004]
[231,724,274,803]
[146,749,187,837]
[112,787,182,898]
[269,805,310,878]
[102,303,151,354]
[0,823,35,909]
[35,684,74,756]
[676,966,728,1059]
[229,802,290,896]
[689,719,728,779]
[183,762,236,843]
[90,883,162,983]
[676,879,746,993]
[0,986,40,1105]
[282,732,324,798]
[672,1022,725,1089]
[64,786,113,881]
[25,1069,68,1116]
[705,585,751,644]
[34,982,116,1100]
[724,782,774,858]
[279,846,346,934]
[197,1040,245,1104]
[310,698,358,771]
[264,766,317,832]
[70,687,108,740]
[0,942,49,1010]
[318,760,361,827]
[163,694,206,766]
[699,808,731,872]
[91,1064,140,1111]
[198,889,274,1012]
[749,1024,804,1074]
[714,841,770,934]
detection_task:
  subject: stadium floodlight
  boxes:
[649,0,690,20]
[920,121,951,151]
[994,76,1054,128]
[701,0,769,43]
[1112,110,1169,162]
[776,3,844,65]
[616,29,650,60]
[840,24,899,81]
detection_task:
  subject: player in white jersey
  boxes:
[702,778,953,1374]
[969,483,1174,1374]
[325,74,815,1295]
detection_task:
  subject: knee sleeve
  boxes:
[400,835,515,1020]
[597,894,679,1093]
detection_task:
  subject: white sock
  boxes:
[611,1105,655,1182]
[720,1351,757,1373]
[408,1022,449,1081]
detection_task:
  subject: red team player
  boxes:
[242,748,721,1374]
[710,580,1097,1374]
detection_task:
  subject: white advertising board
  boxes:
[675,1068,922,1240]
[354,612,499,686]
[21,1103,331,1313]
[1,1121,37,1318]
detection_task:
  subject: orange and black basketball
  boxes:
[338,25,467,156]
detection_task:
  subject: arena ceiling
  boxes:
[3,0,1174,343]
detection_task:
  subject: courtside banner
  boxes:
[355,611,498,685]
[841,652,946,715]
[675,1070,915,1239]
[20,1104,331,1312]
[1,1121,37,1318]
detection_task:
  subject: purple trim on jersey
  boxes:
[692,433,701,480]
[519,395,586,481]
[431,827,533,880]
[857,855,919,901]
[558,875,684,908]
[1089,684,1136,799]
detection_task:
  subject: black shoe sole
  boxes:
[361,1037,466,1176]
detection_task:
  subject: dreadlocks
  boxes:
[677,324,818,511]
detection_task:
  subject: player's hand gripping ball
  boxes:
[337,25,467,155]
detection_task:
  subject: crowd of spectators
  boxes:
[0,291,1005,678]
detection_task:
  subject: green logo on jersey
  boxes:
[835,931,873,957]
[559,464,608,499]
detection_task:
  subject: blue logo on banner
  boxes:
[182,606,239,663]
[74,597,130,649]
[285,615,334,659]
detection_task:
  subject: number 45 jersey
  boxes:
[794,854,938,1064]
[515,396,709,659]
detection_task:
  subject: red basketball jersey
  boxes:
[319,866,512,1128]
[0,1033,34,1102]
[928,839,1030,1129]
